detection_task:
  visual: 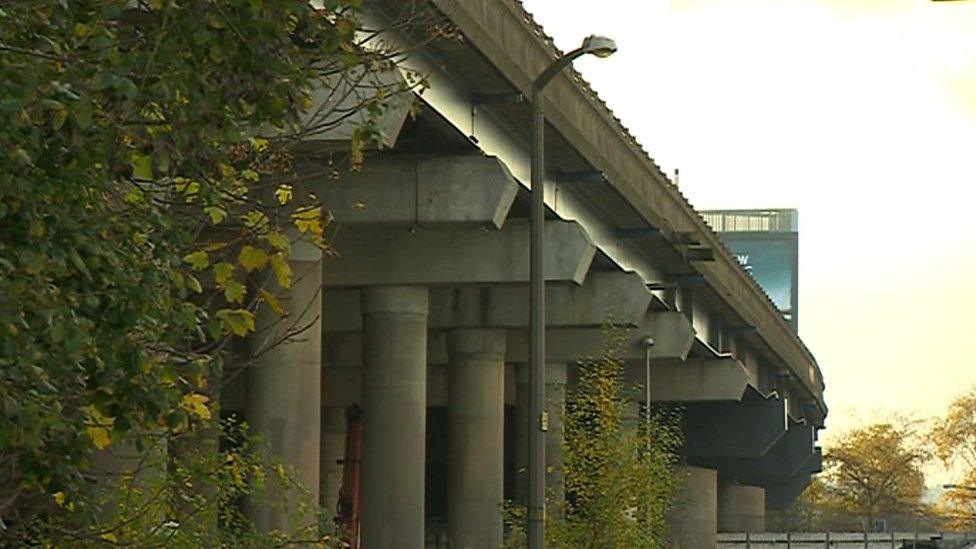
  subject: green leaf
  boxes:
[131,153,153,181]
[217,309,255,337]
[204,205,227,225]
[182,250,209,271]
[212,262,234,286]
[238,245,269,272]
[270,254,292,289]
[223,280,246,304]
[265,230,291,253]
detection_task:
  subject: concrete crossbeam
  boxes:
[709,424,816,482]
[323,220,595,287]
[683,397,788,460]
[323,271,650,333]
[504,311,694,363]
[317,156,518,228]
[622,358,752,403]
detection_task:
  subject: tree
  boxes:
[818,420,931,531]
[505,329,684,548]
[931,387,976,530]
[0,0,434,543]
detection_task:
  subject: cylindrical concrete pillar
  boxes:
[320,406,347,527]
[718,483,765,533]
[545,362,567,514]
[446,328,506,549]
[667,466,717,549]
[247,253,322,531]
[360,286,428,548]
[514,363,529,505]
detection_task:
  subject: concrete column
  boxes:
[446,328,506,549]
[247,253,322,531]
[320,406,347,528]
[667,466,717,549]
[718,483,765,533]
[514,363,529,505]
[545,362,567,514]
[360,286,428,548]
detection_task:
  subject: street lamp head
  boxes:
[580,35,617,58]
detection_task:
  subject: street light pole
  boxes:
[527,35,616,549]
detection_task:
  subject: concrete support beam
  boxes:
[323,220,595,287]
[766,474,813,511]
[317,156,518,228]
[622,358,751,403]
[668,466,717,549]
[503,310,694,364]
[718,484,765,533]
[545,362,568,516]
[246,254,322,531]
[446,329,506,549]
[360,286,429,548]
[683,396,788,460]
[711,424,816,483]
[325,271,650,333]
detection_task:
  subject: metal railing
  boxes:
[700,209,799,233]
[718,532,976,548]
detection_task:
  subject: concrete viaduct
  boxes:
[219,1,828,547]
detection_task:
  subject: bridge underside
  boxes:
[219,4,827,545]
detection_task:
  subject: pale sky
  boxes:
[521,0,976,448]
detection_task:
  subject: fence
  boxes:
[717,532,976,548]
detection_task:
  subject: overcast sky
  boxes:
[520,0,976,447]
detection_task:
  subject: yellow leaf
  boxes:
[84,406,115,450]
[181,393,212,421]
[100,533,118,543]
[216,309,256,337]
[260,289,286,316]
[182,250,209,271]
[204,205,227,225]
[88,426,112,450]
[265,230,291,253]
[270,254,292,289]
[238,245,269,272]
[223,280,246,304]
[53,491,66,506]
[274,184,293,206]
[291,206,323,237]
[212,262,234,286]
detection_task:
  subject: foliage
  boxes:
[22,417,346,547]
[932,387,976,531]
[774,420,932,532]
[505,328,684,548]
[0,0,428,541]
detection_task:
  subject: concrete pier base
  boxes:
[247,256,322,531]
[668,466,717,549]
[360,286,428,548]
[718,483,765,532]
[446,329,506,549]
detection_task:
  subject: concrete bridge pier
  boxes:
[668,465,718,549]
[545,361,567,514]
[446,328,506,549]
[360,286,429,548]
[320,406,347,526]
[718,483,765,532]
[246,253,322,532]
